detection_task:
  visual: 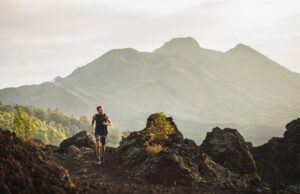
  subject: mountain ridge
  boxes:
[1,36,300,145]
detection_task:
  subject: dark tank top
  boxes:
[94,113,108,135]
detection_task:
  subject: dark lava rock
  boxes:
[284,118,300,142]
[277,184,300,194]
[58,131,95,152]
[200,127,257,174]
[45,144,59,153]
[252,118,300,192]
[0,129,78,194]
[117,113,203,185]
[117,112,270,193]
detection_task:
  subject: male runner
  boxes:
[91,105,112,165]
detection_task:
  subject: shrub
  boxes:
[146,112,175,142]
[145,143,164,154]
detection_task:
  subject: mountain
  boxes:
[1,37,300,145]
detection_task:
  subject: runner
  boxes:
[91,105,112,165]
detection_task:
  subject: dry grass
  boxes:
[145,143,164,154]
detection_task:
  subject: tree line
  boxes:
[0,101,125,146]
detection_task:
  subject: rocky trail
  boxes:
[52,147,123,193]
[51,147,225,194]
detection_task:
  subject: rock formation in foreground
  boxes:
[117,112,270,193]
[200,127,256,174]
[252,118,300,193]
[0,130,78,194]
[1,112,300,194]
[58,131,95,152]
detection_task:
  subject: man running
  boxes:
[91,105,112,165]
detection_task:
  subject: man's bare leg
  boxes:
[100,143,105,162]
[96,140,101,160]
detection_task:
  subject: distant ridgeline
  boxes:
[1,37,300,145]
[0,101,122,146]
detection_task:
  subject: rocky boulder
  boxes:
[118,112,184,168]
[200,127,257,174]
[0,129,78,194]
[67,145,81,155]
[284,118,300,142]
[252,118,300,191]
[58,131,95,152]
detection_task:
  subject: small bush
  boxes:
[145,143,164,154]
[146,112,175,142]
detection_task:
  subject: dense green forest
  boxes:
[0,101,124,146]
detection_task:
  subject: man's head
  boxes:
[97,105,104,114]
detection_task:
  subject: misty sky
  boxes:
[0,0,299,89]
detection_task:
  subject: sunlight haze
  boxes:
[0,0,299,88]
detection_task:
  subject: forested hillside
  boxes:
[0,101,123,146]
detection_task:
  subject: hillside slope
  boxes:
[1,37,300,144]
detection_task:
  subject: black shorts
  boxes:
[95,134,106,144]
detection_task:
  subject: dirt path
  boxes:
[52,147,133,194]
[51,147,225,194]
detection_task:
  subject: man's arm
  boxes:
[91,115,95,133]
[104,114,113,126]
[107,118,113,126]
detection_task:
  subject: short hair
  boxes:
[96,105,103,111]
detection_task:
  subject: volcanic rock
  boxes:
[200,127,257,174]
[0,129,78,194]
[58,131,95,152]
[252,118,300,191]
[117,112,270,193]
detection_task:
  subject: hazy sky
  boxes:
[1,0,299,89]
